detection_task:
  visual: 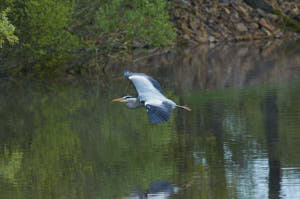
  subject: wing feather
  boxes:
[145,76,163,94]
[146,102,173,123]
[124,71,163,95]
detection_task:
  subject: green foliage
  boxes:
[0,0,80,76]
[0,8,18,48]
[20,0,80,73]
[97,0,176,48]
[0,0,176,76]
[273,9,300,32]
[282,16,300,32]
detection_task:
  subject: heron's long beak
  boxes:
[112,98,124,102]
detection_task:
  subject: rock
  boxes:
[257,8,267,17]
[208,17,214,24]
[273,29,283,38]
[244,0,274,14]
[290,7,299,16]
[209,43,216,48]
[172,0,300,44]
[210,31,221,38]
[173,9,182,18]
[230,11,240,23]
[183,34,191,40]
[224,7,231,15]
[195,9,202,17]
[181,23,193,35]
[235,35,252,41]
[253,16,260,22]
[266,14,279,21]
[253,32,265,40]
[262,27,272,36]
[189,17,199,30]
[236,23,248,32]
[194,34,208,43]
[208,36,216,42]
[259,18,275,32]
[250,22,259,29]
[237,5,249,17]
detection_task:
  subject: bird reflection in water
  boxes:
[119,180,179,199]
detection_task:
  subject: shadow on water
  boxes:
[0,40,300,199]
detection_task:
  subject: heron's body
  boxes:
[112,71,191,123]
[125,97,143,109]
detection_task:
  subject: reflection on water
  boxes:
[123,180,179,199]
[1,40,300,199]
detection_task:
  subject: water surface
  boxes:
[1,40,300,199]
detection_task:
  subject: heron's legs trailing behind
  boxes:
[176,105,191,111]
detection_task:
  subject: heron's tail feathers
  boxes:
[176,105,192,111]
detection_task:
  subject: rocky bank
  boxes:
[172,0,300,43]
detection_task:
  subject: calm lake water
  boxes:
[1,40,300,199]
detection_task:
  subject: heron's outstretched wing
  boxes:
[124,71,163,95]
[145,101,173,123]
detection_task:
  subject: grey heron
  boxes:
[112,71,191,123]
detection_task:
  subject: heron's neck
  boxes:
[126,98,143,109]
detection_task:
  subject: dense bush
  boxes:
[0,8,18,48]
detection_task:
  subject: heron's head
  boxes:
[112,96,133,103]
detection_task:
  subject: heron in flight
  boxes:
[112,71,191,123]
